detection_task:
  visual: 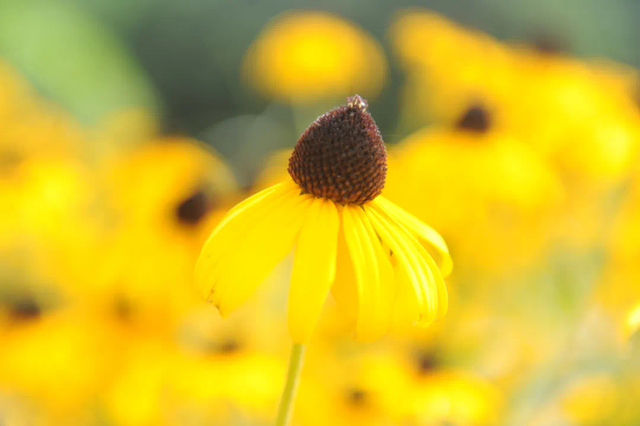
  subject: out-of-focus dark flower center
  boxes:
[415,350,439,374]
[346,388,369,406]
[217,338,241,354]
[8,297,42,321]
[176,189,212,225]
[456,104,491,133]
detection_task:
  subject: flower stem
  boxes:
[275,343,306,426]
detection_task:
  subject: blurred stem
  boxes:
[275,343,306,426]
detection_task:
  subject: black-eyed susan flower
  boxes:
[96,137,238,332]
[296,350,410,426]
[385,103,562,274]
[0,309,121,419]
[196,95,451,344]
[390,10,516,127]
[196,94,450,426]
[243,13,387,104]
[391,10,640,187]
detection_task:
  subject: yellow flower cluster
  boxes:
[1,8,640,426]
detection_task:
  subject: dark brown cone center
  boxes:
[288,95,387,205]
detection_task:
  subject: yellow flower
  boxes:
[196,96,451,343]
[507,49,640,183]
[296,350,410,426]
[390,10,515,126]
[403,370,502,425]
[243,12,387,104]
[0,309,121,416]
[385,103,562,273]
[103,337,175,426]
[391,11,640,184]
[167,346,285,424]
[103,303,288,426]
[93,137,238,330]
[106,137,237,237]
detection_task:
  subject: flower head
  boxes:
[288,96,386,205]
[385,103,562,273]
[243,12,387,103]
[196,96,451,343]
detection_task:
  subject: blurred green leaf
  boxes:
[0,0,160,123]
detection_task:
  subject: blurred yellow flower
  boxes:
[244,12,387,104]
[103,337,175,426]
[196,96,451,343]
[391,10,640,185]
[0,309,122,417]
[404,370,502,425]
[297,351,410,426]
[385,104,562,272]
[390,10,515,126]
[106,137,237,235]
[94,137,239,331]
[508,50,640,183]
[167,347,284,423]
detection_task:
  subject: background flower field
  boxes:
[1,1,640,425]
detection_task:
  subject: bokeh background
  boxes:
[2,0,640,425]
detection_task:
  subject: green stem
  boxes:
[275,343,306,426]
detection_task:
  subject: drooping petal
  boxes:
[402,227,448,320]
[288,198,340,343]
[213,193,311,315]
[372,196,453,276]
[195,181,310,315]
[389,262,423,328]
[342,206,394,341]
[331,230,359,327]
[195,181,294,296]
[367,207,445,326]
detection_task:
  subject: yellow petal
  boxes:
[196,183,310,315]
[420,241,448,319]
[367,207,444,326]
[331,229,358,327]
[389,262,423,328]
[342,206,394,341]
[194,181,294,299]
[373,196,453,276]
[288,198,339,343]
[213,192,311,315]
[404,230,448,320]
